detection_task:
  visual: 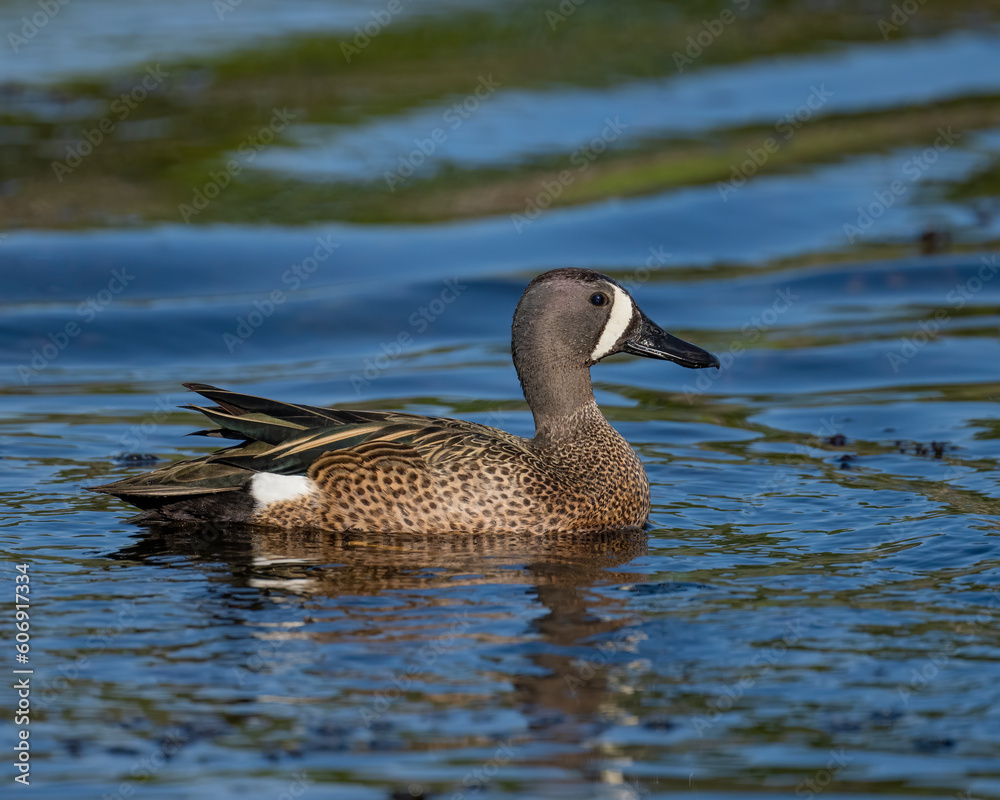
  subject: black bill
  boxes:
[622,312,720,369]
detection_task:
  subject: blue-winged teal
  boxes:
[92,268,718,533]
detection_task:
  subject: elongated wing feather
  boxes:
[182,383,439,429]
[90,384,530,509]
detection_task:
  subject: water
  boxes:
[2,1,1000,798]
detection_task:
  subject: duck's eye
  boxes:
[590,292,608,307]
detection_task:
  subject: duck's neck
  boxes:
[515,347,602,443]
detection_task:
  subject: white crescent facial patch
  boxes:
[590,284,636,362]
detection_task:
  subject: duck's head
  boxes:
[512,267,719,373]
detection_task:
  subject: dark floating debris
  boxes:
[837,454,854,469]
[870,708,903,728]
[893,440,952,458]
[825,434,847,446]
[827,717,863,733]
[626,581,711,595]
[391,788,428,800]
[113,452,160,465]
[918,228,952,255]
[913,736,955,753]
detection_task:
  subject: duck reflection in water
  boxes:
[112,521,689,795]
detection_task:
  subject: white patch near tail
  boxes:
[250,472,316,508]
[590,284,636,362]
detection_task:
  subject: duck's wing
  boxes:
[88,383,528,510]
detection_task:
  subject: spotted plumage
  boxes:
[91,268,718,533]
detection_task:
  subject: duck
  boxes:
[91,268,719,533]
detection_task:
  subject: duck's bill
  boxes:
[623,314,720,369]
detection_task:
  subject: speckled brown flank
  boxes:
[252,400,651,534]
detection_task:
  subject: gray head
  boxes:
[511,268,718,430]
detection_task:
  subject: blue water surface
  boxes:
[1,3,999,799]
